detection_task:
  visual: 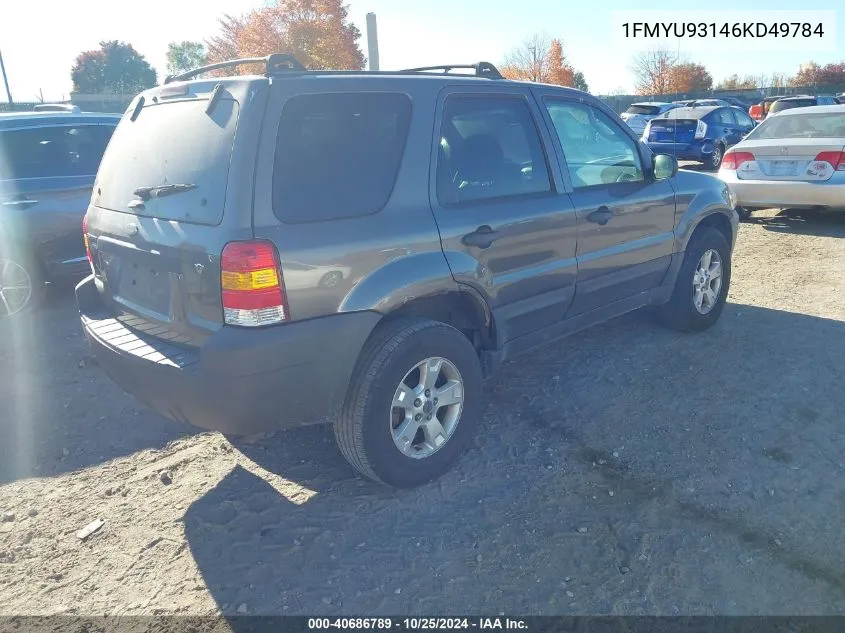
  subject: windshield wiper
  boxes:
[133,183,197,201]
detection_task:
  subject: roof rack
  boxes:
[401,62,503,80]
[164,53,306,84]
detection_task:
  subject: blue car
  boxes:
[643,105,756,171]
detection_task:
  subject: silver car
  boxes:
[718,104,845,219]
[620,102,680,136]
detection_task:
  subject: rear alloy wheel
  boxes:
[0,257,39,319]
[335,317,482,488]
[706,144,724,171]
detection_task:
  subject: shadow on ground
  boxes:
[184,303,845,617]
[753,208,845,238]
[0,284,189,484]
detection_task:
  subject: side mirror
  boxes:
[653,154,678,180]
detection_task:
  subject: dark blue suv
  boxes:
[643,106,756,171]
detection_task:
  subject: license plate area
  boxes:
[99,249,172,315]
[766,160,799,177]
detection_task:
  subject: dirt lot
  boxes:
[1,208,844,617]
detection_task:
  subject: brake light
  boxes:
[813,151,845,170]
[221,241,288,327]
[694,120,708,140]
[82,214,93,270]
[722,151,756,171]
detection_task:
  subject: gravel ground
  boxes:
[1,208,844,616]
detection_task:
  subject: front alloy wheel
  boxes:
[692,249,723,315]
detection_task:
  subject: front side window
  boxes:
[717,109,735,125]
[735,111,755,129]
[273,92,412,223]
[0,124,114,180]
[544,100,644,189]
[436,95,552,205]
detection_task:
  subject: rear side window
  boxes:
[436,95,552,205]
[0,124,114,180]
[273,92,412,223]
[716,109,735,125]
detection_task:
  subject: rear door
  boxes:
[0,122,115,277]
[715,108,742,147]
[429,84,578,343]
[86,84,262,347]
[535,92,676,315]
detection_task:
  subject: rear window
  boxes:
[769,99,816,114]
[0,124,115,180]
[94,98,239,226]
[661,108,712,120]
[273,92,412,223]
[748,112,845,139]
[625,105,660,116]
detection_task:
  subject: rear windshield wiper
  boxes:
[133,183,197,201]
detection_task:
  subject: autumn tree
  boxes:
[668,63,712,93]
[166,41,206,76]
[793,61,845,87]
[715,74,758,90]
[71,41,157,94]
[631,49,676,95]
[206,0,365,72]
[500,34,585,89]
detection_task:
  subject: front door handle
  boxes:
[587,206,613,225]
[461,225,500,249]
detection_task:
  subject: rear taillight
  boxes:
[221,241,288,327]
[813,151,845,171]
[694,120,708,140]
[641,121,651,140]
[82,214,93,270]
[722,151,756,171]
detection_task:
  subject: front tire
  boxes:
[658,227,731,332]
[335,317,483,488]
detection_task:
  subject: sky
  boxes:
[1,0,843,103]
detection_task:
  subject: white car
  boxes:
[619,102,680,136]
[718,104,845,219]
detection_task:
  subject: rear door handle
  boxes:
[461,225,500,249]
[587,206,613,225]
[0,199,39,208]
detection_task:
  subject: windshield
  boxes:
[625,105,661,115]
[747,112,845,139]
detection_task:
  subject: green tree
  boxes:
[572,70,589,92]
[166,41,207,76]
[71,41,157,94]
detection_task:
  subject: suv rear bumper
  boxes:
[76,275,381,435]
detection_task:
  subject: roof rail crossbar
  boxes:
[164,54,306,84]
[401,62,503,80]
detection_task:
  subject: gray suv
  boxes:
[77,55,739,487]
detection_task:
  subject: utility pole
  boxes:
[0,50,13,104]
[366,13,379,71]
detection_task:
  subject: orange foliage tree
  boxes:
[668,62,713,93]
[206,0,365,72]
[500,34,581,89]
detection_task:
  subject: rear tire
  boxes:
[658,227,731,332]
[335,317,483,488]
[705,144,724,171]
[0,253,43,319]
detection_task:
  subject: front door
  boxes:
[429,86,578,344]
[535,93,677,315]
